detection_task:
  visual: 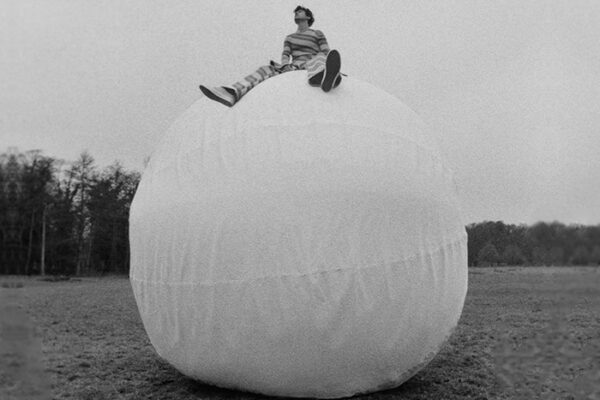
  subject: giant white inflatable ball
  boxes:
[130,71,467,398]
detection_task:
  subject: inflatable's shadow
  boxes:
[154,351,477,400]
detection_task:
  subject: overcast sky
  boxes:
[2,0,600,225]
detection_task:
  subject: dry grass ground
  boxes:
[1,267,599,400]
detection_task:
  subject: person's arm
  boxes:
[316,30,330,55]
[281,36,292,64]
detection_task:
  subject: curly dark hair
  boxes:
[294,5,314,27]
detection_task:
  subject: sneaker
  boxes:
[321,49,341,93]
[222,86,238,97]
[199,85,236,107]
[333,74,342,89]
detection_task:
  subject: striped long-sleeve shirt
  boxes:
[281,29,330,67]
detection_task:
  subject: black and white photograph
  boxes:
[1,1,599,399]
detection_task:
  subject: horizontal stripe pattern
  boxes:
[231,65,280,100]
[226,32,334,104]
[305,53,327,78]
[282,29,330,65]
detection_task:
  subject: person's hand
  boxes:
[270,60,293,73]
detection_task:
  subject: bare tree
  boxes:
[68,151,96,275]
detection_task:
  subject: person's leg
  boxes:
[231,65,280,101]
[306,53,327,86]
[200,64,280,107]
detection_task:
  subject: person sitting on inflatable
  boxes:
[200,6,343,107]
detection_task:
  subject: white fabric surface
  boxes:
[129,71,468,398]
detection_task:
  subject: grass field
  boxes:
[1,267,599,400]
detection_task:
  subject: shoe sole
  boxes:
[321,50,341,93]
[199,85,234,107]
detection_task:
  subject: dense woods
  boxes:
[1,148,598,275]
[0,148,140,275]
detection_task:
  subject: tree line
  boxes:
[1,148,599,275]
[467,221,600,266]
[0,148,140,275]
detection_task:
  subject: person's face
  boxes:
[294,10,309,25]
